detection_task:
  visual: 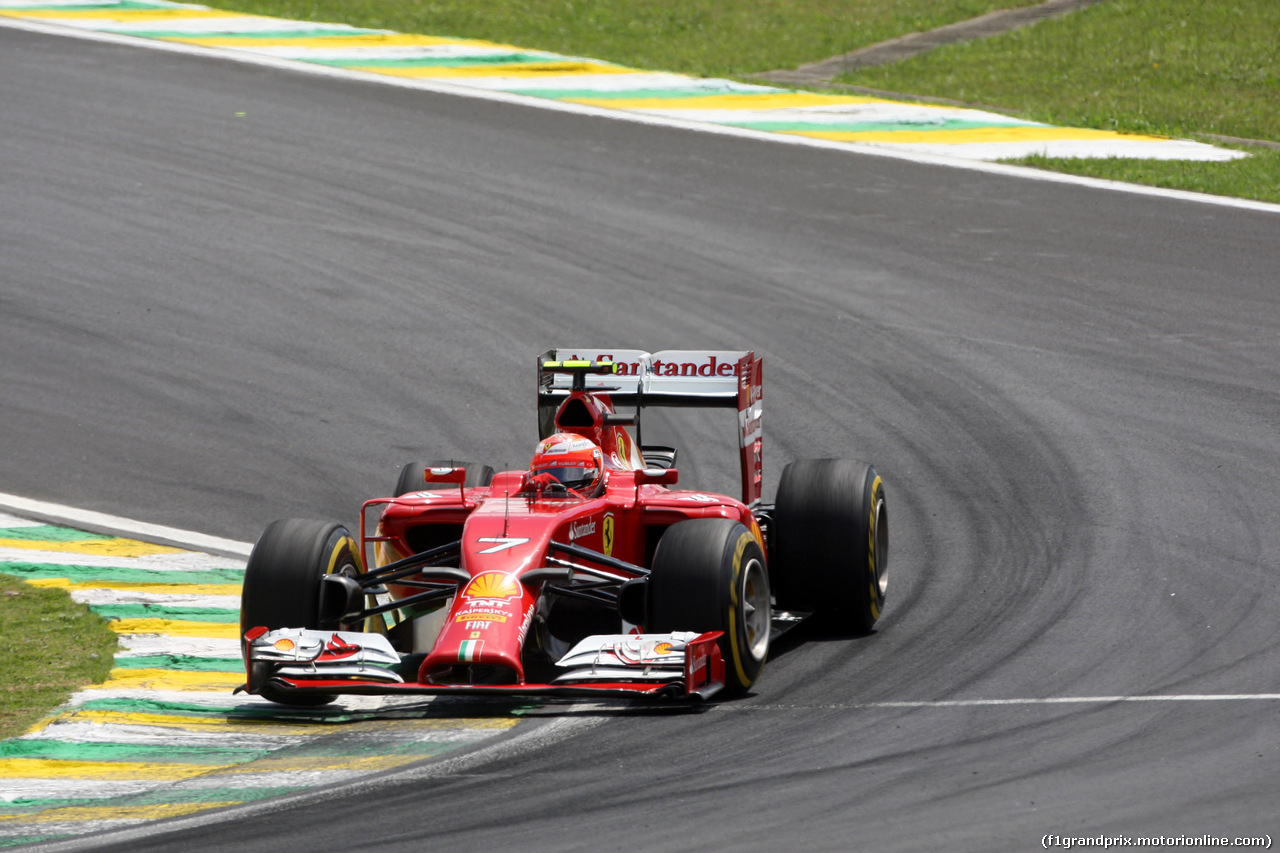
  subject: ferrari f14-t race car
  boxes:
[239,349,888,703]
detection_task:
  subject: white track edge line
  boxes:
[0,492,252,557]
[726,695,1280,710]
[869,695,1280,706]
[4,16,1279,216]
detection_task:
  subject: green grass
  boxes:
[200,0,1279,204]
[1011,149,1280,203]
[0,574,117,740]
[838,0,1280,202]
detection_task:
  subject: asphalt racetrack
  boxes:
[4,24,1280,852]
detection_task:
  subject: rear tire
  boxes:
[240,519,360,706]
[648,518,770,696]
[771,459,888,635]
[394,459,495,496]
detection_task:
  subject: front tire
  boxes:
[771,459,888,635]
[240,519,360,706]
[648,518,770,696]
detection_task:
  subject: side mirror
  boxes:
[634,468,678,487]
[422,466,467,485]
[422,466,473,508]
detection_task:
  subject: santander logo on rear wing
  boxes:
[537,349,764,505]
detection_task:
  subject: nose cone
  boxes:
[420,570,534,685]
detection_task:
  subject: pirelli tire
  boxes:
[647,518,771,697]
[240,519,361,706]
[394,459,496,496]
[771,459,888,635]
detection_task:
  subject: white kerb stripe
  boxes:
[0,491,252,557]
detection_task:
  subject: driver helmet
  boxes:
[531,433,603,493]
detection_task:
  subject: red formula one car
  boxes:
[238,349,888,703]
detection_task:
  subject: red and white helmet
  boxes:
[531,433,603,493]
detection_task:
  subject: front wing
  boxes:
[240,627,727,700]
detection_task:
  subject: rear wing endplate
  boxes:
[537,348,763,504]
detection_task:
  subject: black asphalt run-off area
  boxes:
[3,24,1279,852]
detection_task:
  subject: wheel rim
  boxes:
[740,555,771,662]
[873,497,888,597]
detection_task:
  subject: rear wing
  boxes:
[537,348,763,505]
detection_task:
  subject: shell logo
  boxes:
[462,571,522,601]
[272,638,296,652]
